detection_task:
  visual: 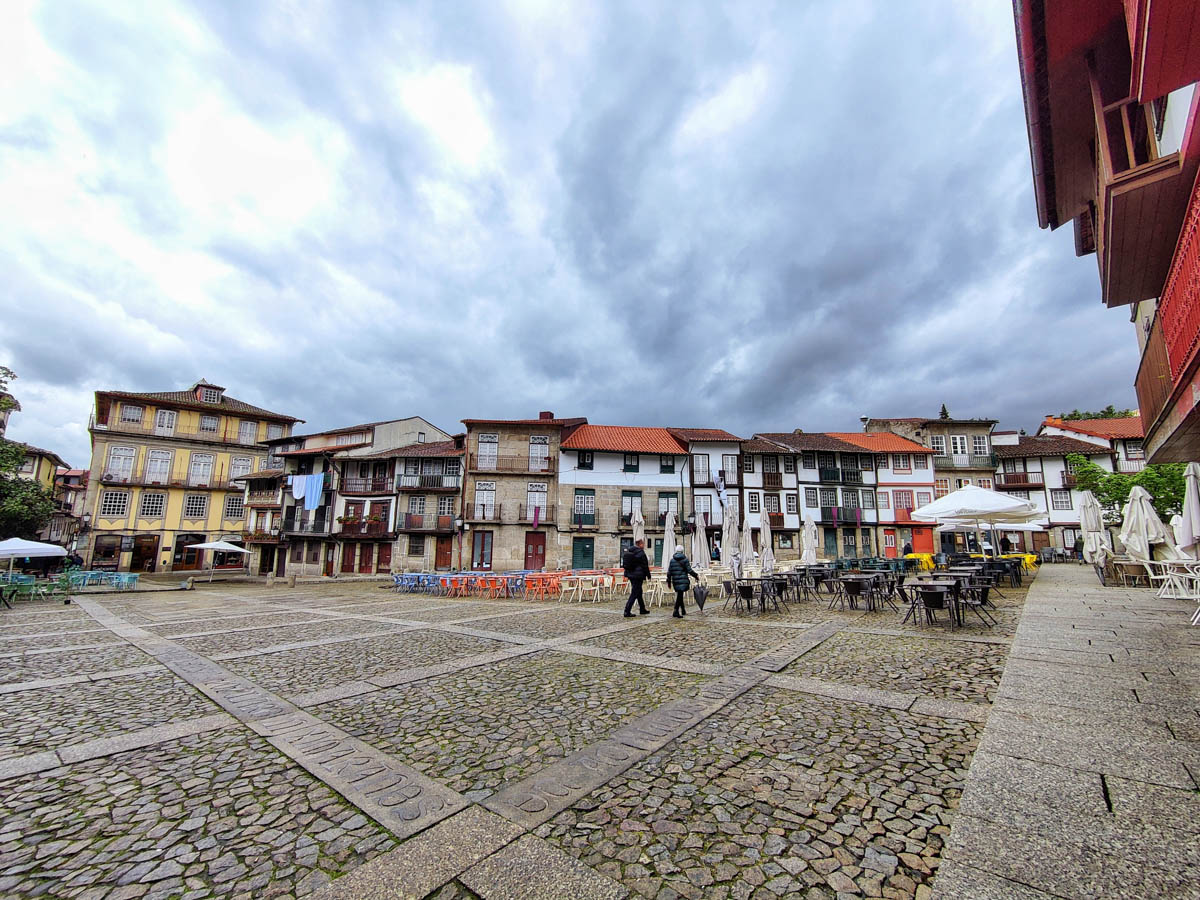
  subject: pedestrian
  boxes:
[902,541,913,556]
[1073,534,1084,561]
[999,535,1012,554]
[621,539,651,617]
[666,544,698,619]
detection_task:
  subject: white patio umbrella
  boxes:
[662,511,676,571]
[1175,462,1200,558]
[720,504,739,568]
[912,484,1041,556]
[691,510,710,571]
[759,510,776,574]
[187,540,251,582]
[0,537,67,577]
[1118,486,1180,561]
[800,513,818,565]
[740,509,755,565]
[1079,490,1109,564]
[630,506,646,556]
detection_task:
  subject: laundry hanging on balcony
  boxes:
[292,476,306,501]
[303,473,324,511]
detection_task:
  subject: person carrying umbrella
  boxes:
[621,539,651,617]
[666,544,698,619]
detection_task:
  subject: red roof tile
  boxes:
[666,427,743,443]
[562,425,687,455]
[740,437,791,453]
[347,439,465,460]
[1042,416,1143,439]
[828,432,931,454]
[97,389,301,423]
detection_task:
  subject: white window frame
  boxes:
[929,434,946,455]
[99,491,129,518]
[804,487,818,507]
[819,487,837,507]
[694,494,712,518]
[139,492,166,519]
[783,456,796,474]
[119,404,144,424]
[183,494,208,519]
[188,453,214,486]
[238,421,257,444]
[892,453,911,472]
[802,452,816,470]
[916,492,932,507]
[748,493,760,513]
[877,492,890,509]
[785,493,798,514]
[951,435,968,455]
[972,434,989,456]
[861,491,875,509]
[200,415,219,434]
[1051,489,1073,511]
[224,494,245,520]
[107,446,136,481]
[230,456,253,480]
[266,423,284,441]
[201,387,221,403]
[408,495,427,514]
[437,495,455,516]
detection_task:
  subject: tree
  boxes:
[1066,453,1185,523]
[939,404,949,420]
[1059,406,1137,420]
[0,367,56,539]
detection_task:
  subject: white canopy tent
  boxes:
[186,540,250,582]
[1175,462,1200,559]
[800,513,818,565]
[913,484,1041,556]
[1118,486,1180,562]
[0,537,67,577]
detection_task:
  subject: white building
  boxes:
[667,428,744,559]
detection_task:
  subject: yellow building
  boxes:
[14,442,67,493]
[82,380,302,572]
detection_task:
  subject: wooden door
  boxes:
[912,526,935,554]
[377,543,392,572]
[275,549,286,577]
[571,537,594,569]
[323,544,335,577]
[258,546,274,575]
[524,532,546,571]
[358,543,374,573]
[340,543,355,573]
[435,535,453,570]
[1032,531,1050,551]
[883,529,897,559]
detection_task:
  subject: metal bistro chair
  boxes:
[961,580,997,627]
[916,586,952,628]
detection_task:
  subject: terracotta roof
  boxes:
[562,425,686,455]
[994,435,1112,459]
[232,469,285,481]
[275,443,370,456]
[829,432,931,454]
[97,388,301,423]
[462,416,587,428]
[13,442,68,469]
[1042,416,1143,439]
[741,437,791,453]
[666,427,743,443]
[866,416,998,426]
[345,439,464,460]
[761,432,864,453]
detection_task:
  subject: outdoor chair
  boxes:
[578,575,602,604]
[721,580,741,614]
[961,582,996,627]
[842,578,867,610]
[916,587,951,628]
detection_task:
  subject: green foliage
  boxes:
[1066,453,1185,523]
[938,404,949,419]
[1059,406,1137,421]
[0,367,56,539]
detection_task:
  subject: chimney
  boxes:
[539,411,554,420]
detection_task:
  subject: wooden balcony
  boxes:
[518,505,555,524]
[762,472,783,489]
[1061,473,1078,488]
[336,519,393,537]
[995,472,1044,489]
[1136,315,1173,432]
[398,513,455,532]
[466,503,502,523]
[468,454,555,474]
[843,469,864,484]
[246,490,281,506]
[767,512,785,528]
[397,473,462,491]
[241,529,281,544]
[818,468,841,483]
[340,477,392,496]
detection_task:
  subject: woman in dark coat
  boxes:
[666,545,698,619]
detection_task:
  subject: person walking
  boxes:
[666,544,698,619]
[621,539,651,617]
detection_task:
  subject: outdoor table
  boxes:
[836,573,885,611]
[904,578,963,626]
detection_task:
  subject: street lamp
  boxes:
[453,516,465,571]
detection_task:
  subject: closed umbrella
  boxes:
[630,506,646,555]
[187,540,251,582]
[1118,486,1180,561]
[760,509,776,574]
[662,511,676,571]
[691,509,710,571]
[1079,491,1108,564]
[720,503,738,568]
[800,513,818,565]
[1176,462,1200,559]
[740,509,755,565]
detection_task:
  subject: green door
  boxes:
[653,539,664,566]
[823,528,837,558]
[571,537,594,569]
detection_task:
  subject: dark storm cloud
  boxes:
[0,0,1137,467]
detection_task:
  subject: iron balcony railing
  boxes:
[340,477,392,495]
[93,417,268,445]
[692,471,739,487]
[398,513,456,532]
[247,490,281,505]
[396,473,462,490]
[570,510,597,527]
[843,469,864,484]
[468,454,555,474]
[466,503,502,522]
[519,505,555,524]
[818,468,841,483]
[933,453,997,470]
[337,519,393,536]
[995,472,1044,489]
[281,517,330,535]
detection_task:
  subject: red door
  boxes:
[341,544,356,572]
[324,543,335,577]
[358,543,374,573]
[377,543,392,572]
[435,535,453,570]
[912,527,935,554]
[524,532,546,571]
[883,529,897,558]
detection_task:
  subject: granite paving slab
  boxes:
[472,608,620,639]
[0,642,157,684]
[580,619,806,665]
[176,618,400,655]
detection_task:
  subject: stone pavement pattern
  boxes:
[0,570,1051,898]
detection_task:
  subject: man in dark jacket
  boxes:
[666,545,698,619]
[621,539,651,617]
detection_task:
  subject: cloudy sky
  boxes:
[1,0,1137,467]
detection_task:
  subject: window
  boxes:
[335,433,358,446]
[200,415,219,433]
[188,453,214,486]
[762,455,778,474]
[657,492,679,521]
[1126,440,1144,460]
[224,494,245,520]
[307,540,320,564]
[817,452,836,470]
[819,488,837,507]
[951,435,968,455]
[748,493,760,513]
[972,435,989,456]
[892,454,911,472]
[18,456,34,473]
[801,452,816,469]
[877,492,890,509]
[432,496,452,518]
[1012,490,1030,500]
[725,495,739,522]
[120,404,143,424]
[623,453,639,473]
[934,478,950,499]
[1051,490,1073,510]
[875,454,888,470]
[861,491,875,509]
[916,492,932,507]
[721,454,740,481]
[477,433,498,469]
[266,423,284,440]
[230,456,252,480]
[529,436,550,471]
[786,494,798,514]
[471,531,492,569]
[843,531,857,554]
[884,532,896,548]
[577,451,594,470]
[764,494,780,513]
[139,493,166,518]
[621,491,642,521]
[841,489,858,509]
[183,494,208,519]
[893,490,914,510]
[445,459,460,475]
[778,534,793,549]
[404,458,420,476]
[291,542,303,563]
[914,455,929,469]
[409,535,426,556]
[659,455,674,474]
[201,387,221,403]
[573,489,595,524]
[742,456,754,473]
[526,483,548,518]
[417,432,426,443]
[977,478,993,490]
[783,456,795,473]
[146,450,171,483]
[692,454,709,482]
[804,487,818,507]
[266,453,283,470]
[408,495,426,514]
[694,494,712,522]
[107,446,136,480]
[861,529,873,554]
[99,491,129,517]
[930,434,946,455]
